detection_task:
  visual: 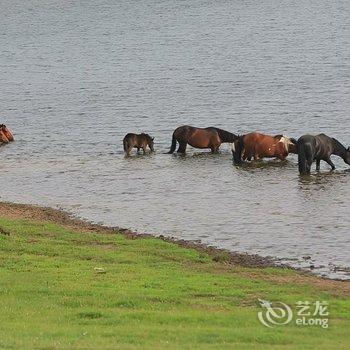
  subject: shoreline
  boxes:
[1,199,350,349]
[0,200,349,286]
[0,201,277,270]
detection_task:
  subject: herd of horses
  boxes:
[1,122,347,176]
[123,125,350,175]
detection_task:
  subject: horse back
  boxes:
[298,134,331,158]
[243,132,288,158]
[173,125,194,140]
[123,133,137,141]
[243,132,272,152]
[123,133,142,149]
[189,128,220,148]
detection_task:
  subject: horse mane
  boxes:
[331,137,346,153]
[210,127,237,143]
[332,137,346,149]
[278,136,295,152]
[141,133,153,142]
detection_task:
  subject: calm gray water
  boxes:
[1,0,350,279]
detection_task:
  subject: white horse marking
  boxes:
[279,136,294,152]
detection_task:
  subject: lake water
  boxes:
[1,0,350,279]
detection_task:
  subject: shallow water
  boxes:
[1,0,350,279]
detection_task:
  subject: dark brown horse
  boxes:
[233,132,297,164]
[168,125,237,154]
[123,133,154,156]
[0,124,14,142]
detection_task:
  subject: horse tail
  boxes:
[233,136,244,164]
[167,133,177,154]
[123,137,128,153]
[298,142,312,174]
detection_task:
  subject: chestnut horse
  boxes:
[168,125,237,154]
[0,125,14,142]
[123,133,154,156]
[232,132,297,164]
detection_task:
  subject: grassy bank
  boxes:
[0,203,349,349]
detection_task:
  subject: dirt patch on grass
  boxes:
[0,201,349,294]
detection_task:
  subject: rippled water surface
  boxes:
[1,0,350,278]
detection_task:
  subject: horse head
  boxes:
[278,136,298,154]
[344,146,350,165]
[288,138,298,154]
[145,134,155,152]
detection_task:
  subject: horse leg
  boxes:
[142,146,147,155]
[316,159,321,171]
[177,141,187,154]
[324,157,335,171]
[136,147,140,154]
[242,148,251,161]
[212,139,221,153]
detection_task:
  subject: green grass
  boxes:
[0,217,349,349]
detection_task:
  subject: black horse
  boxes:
[297,134,350,174]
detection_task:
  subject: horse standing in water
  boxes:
[232,132,297,164]
[0,125,14,142]
[168,125,237,154]
[123,133,154,156]
[297,134,350,174]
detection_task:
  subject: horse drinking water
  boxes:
[123,133,154,156]
[168,125,237,154]
[297,134,350,174]
[232,132,297,164]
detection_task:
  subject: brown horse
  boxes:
[0,124,14,142]
[123,133,154,156]
[232,132,297,164]
[1,125,14,142]
[168,125,237,154]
